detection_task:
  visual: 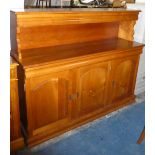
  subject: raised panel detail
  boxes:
[29,72,70,130]
[75,62,110,116]
[111,56,138,103]
[10,59,24,151]
[10,9,143,148]
[10,80,21,140]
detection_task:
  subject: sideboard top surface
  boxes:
[10,8,142,67]
[20,38,144,69]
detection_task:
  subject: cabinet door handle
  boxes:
[68,92,79,101]
[89,90,95,97]
[76,92,79,98]
[112,80,115,87]
[68,94,73,101]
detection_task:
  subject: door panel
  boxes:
[74,62,110,116]
[28,71,71,132]
[10,79,21,141]
[111,56,139,103]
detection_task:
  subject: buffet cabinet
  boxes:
[24,49,141,146]
[10,8,144,147]
[10,57,24,151]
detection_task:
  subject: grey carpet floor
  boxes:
[15,101,145,155]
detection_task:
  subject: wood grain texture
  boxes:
[26,71,71,135]
[18,23,119,49]
[23,47,143,146]
[28,95,136,147]
[10,9,140,62]
[10,57,24,151]
[137,127,145,144]
[11,8,140,26]
[110,55,140,105]
[118,20,136,41]
[10,9,144,147]
[20,38,143,69]
[73,62,110,117]
[10,138,25,152]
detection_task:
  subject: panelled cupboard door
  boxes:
[10,79,21,141]
[26,71,71,136]
[110,55,139,104]
[72,62,110,117]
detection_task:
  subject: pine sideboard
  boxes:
[10,56,24,151]
[10,8,144,147]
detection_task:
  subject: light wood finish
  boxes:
[19,38,142,70]
[110,55,140,105]
[137,127,145,144]
[75,62,110,117]
[10,9,144,147]
[118,20,136,41]
[10,57,24,151]
[24,42,143,147]
[15,23,119,50]
[26,70,72,136]
[10,8,140,61]
[11,8,140,26]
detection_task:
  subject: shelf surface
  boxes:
[19,38,144,69]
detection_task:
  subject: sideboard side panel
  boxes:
[118,20,136,41]
[10,12,18,59]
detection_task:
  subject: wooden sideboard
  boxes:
[10,57,24,151]
[10,8,144,147]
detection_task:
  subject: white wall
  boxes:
[10,0,24,9]
[0,1,24,154]
[136,0,145,3]
[127,3,145,95]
